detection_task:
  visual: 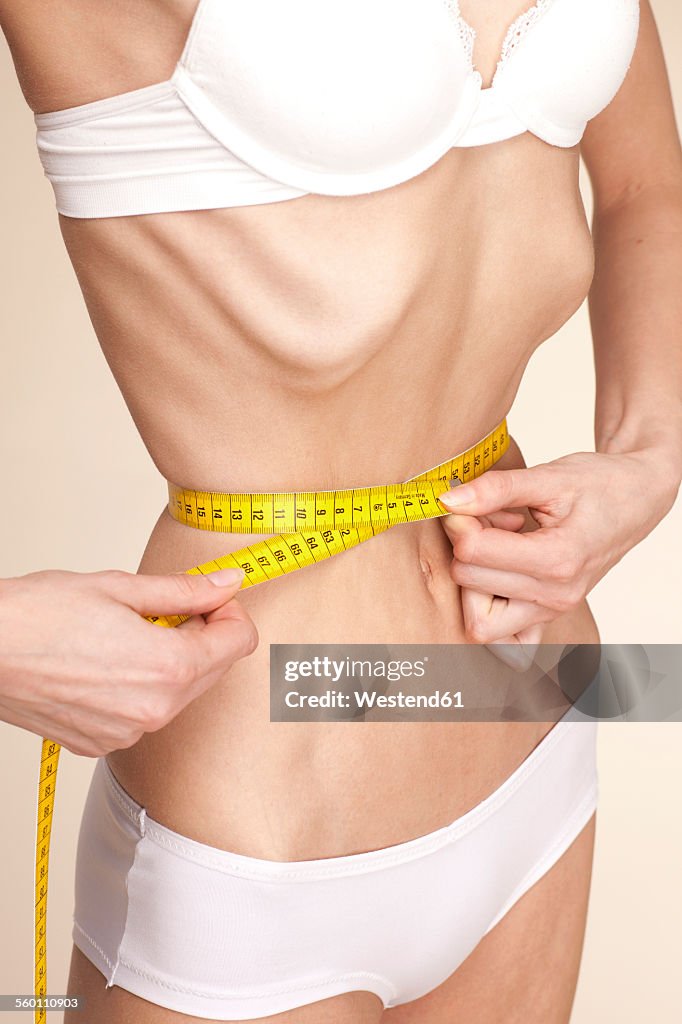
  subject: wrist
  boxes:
[616,443,681,520]
[596,416,682,492]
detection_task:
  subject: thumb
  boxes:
[438,466,554,517]
[105,567,246,617]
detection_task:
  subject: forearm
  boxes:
[589,181,682,496]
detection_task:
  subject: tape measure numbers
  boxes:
[34,742,60,1024]
[34,418,509,1020]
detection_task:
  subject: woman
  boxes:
[1,1,681,1021]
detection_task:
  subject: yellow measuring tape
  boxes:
[34,417,508,1020]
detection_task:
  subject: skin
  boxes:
[1,1,681,1021]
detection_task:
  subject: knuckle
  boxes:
[132,655,194,722]
[96,568,130,586]
[149,644,189,686]
[545,590,572,613]
[115,726,146,751]
[497,472,516,506]
[139,699,173,732]
[479,470,513,508]
[565,580,586,606]
[464,619,489,644]
[551,583,584,613]
[169,572,199,603]
[144,710,168,733]
[450,561,472,585]
[173,651,200,688]
[240,622,260,657]
[125,698,159,729]
[451,536,477,563]
[549,553,580,583]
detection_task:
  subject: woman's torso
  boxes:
[6,0,600,857]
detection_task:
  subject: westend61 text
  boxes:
[285,690,464,710]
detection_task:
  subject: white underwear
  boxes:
[72,717,598,1020]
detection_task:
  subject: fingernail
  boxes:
[440,485,474,508]
[206,567,245,586]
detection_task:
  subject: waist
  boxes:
[166,418,508,530]
[136,423,525,621]
[145,419,505,617]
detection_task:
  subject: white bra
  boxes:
[33,0,640,219]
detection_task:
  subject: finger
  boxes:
[440,512,484,547]
[460,583,497,642]
[203,595,255,625]
[484,510,527,532]
[486,623,545,672]
[439,465,571,518]
[442,513,568,577]
[451,560,567,609]
[461,587,555,645]
[102,567,246,617]
[173,603,259,680]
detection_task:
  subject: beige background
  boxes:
[1,3,681,1022]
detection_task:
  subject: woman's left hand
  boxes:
[438,447,677,663]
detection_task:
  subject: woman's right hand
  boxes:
[0,567,258,757]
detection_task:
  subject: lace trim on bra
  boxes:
[443,0,557,84]
[442,0,476,64]
[498,0,556,69]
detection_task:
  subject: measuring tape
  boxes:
[34,417,508,1020]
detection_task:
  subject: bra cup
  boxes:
[494,0,640,146]
[181,0,474,177]
[31,0,644,217]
